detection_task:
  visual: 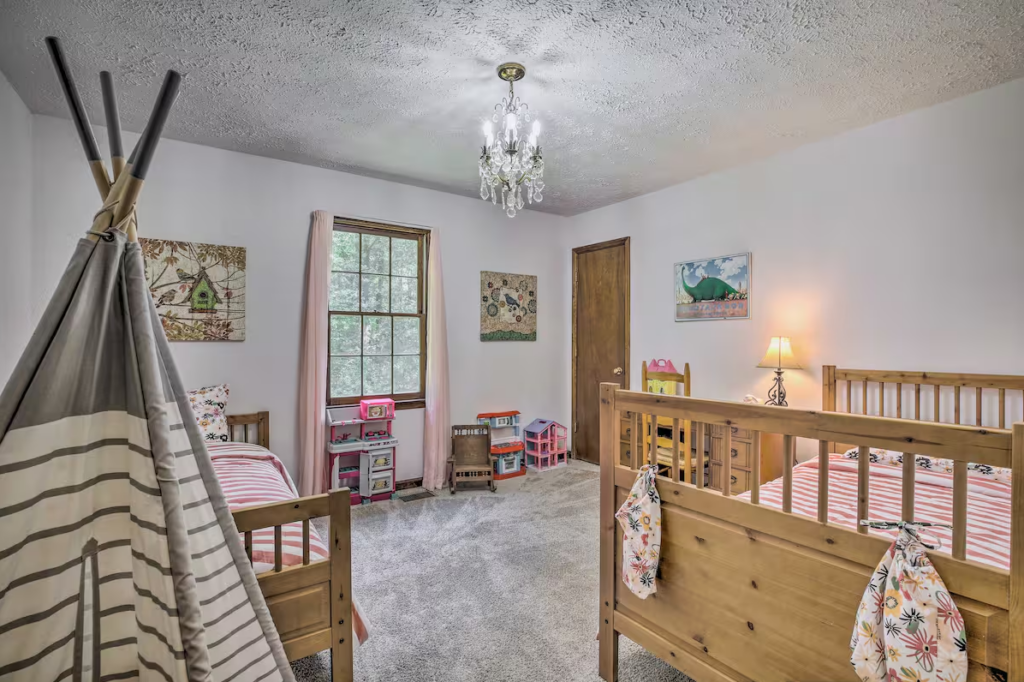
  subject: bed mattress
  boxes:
[741,453,1011,569]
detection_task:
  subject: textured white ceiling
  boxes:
[1,1,1022,215]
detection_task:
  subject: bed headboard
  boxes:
[822,365,1024,452]
[227,411,270,449]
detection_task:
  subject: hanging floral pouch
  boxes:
[615,464,662,599]
[850,522,967,682]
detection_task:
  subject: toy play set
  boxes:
[328,398,399,504]
[476,410,525,480]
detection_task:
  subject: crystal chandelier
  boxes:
[478,62,545,218]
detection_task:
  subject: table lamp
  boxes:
[757,337,800,406]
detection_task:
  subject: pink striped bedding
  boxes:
[209,442,330,569]
[742,454,1011,570]
[209,442,369,644]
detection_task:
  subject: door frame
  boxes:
[571,237,630,457]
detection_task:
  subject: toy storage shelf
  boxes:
[327,403,398,504]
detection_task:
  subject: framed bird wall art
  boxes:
[139,238,246,341]
[480,271,537,341]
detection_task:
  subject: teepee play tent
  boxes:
[0,39,295,681]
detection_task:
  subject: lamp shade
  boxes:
[757,336,801,370]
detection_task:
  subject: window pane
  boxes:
[332,231,359,272]
[391,276,417,314]
[330,315,361,355]
[393,356,420,394]
[330,357,361,398]
[391,238,418,277]
[361,275,389,312]
[329,272,359,312]
[363,316,391,356]
[393,317,420,356]
[363,357,392,395]
[361,234,390,275]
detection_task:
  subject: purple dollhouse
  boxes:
[523,419,568,471]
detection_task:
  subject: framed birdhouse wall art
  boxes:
[674,252,751,322]
[480,271,537,341]
[140,238,247,341]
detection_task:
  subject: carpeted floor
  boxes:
[292,461,692,682]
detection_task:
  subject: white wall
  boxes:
[0,69,34,385]
[562,77,1024,426]
[28,115,568,479]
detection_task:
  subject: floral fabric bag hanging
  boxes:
[850,522,967,682]
[615,464,662,599]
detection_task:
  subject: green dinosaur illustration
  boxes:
[682,276,739,302]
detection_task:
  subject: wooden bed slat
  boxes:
[915,383,921,419]
[722,427,732,498]
[955,385,962,425]
[896,382,902,418]
[817,440,829,523]
[274,525,283,572]
[862,381,868,415]
[631,412,640,470]
[302,519,311,565]
[648,413,657,467]
[935,385,942,423]
[781,435,793,512]
[1000,389,1007,429]
[977,386,983,427]
[695,423,705,489]
[953,460,968,560]
[750,431,761,505]
[879,381,885,416]
[244,531,253,565]
[671,417,681,482]
[902,452,915,523]
[846,380,852,414]
[857,445,869,532]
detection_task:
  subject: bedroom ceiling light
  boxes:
[478,62,545,218]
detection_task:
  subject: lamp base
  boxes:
[765,369,788,407]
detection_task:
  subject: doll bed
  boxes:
[598,367,1024,682]
[225,413,360,681]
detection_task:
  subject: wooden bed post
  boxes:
[1011,423,1024,682]
[329,488,354,682]
[822,365,837,453]
[599,382,619,681]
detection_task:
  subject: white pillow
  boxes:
[187,384,230,442]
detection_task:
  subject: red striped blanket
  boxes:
[209,442,369,644]
[743,454,1011,569]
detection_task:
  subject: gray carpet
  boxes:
[292,461,692,682]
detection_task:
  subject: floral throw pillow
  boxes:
[842,447,1010,484]
[187,384,230,442]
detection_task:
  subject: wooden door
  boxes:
[572,238,630,464]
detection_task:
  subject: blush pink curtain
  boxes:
[297,210,333,496]
[422,231,451,490]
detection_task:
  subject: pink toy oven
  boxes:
[360,398,395,421]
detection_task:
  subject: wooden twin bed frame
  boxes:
[226,413,354,682]
[599,367,1024,682]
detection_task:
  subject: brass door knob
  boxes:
[613,367,624,375]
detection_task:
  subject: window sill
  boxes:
[396,399,425,411]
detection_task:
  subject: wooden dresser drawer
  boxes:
[710,462,751,494]
[728,425,753,441]
[728,440,753,469]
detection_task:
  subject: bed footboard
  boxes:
[598,383,1022,682]
[232,488,353,682]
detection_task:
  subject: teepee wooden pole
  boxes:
[44,37,111,199]
[111,70,181,241]
[100,71,125,180]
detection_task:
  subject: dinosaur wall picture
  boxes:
[674,253,750,321]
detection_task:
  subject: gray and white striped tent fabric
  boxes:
[0,231,294,681]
